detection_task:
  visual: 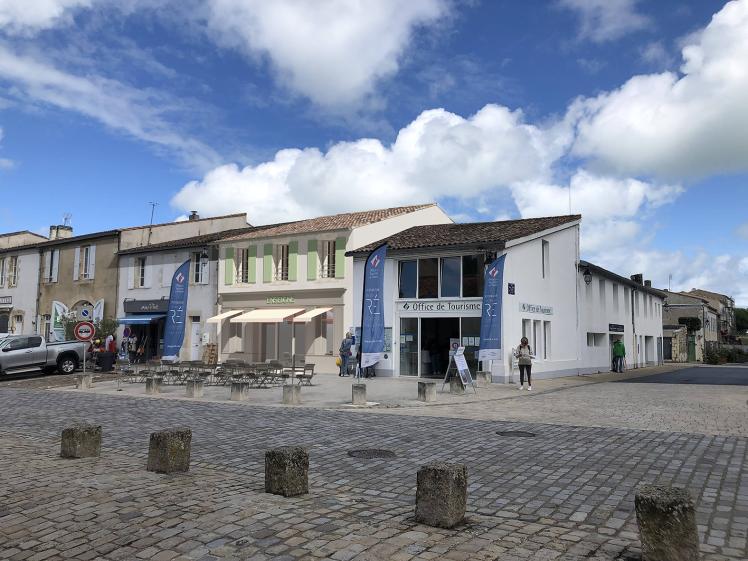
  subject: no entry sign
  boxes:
[74,321,95,342]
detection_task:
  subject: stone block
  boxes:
[60,423,101,459]
[265,446,309,497]
[635,485,699,561]
[186,379,204,398]
[145,375,162,395]
[415,462,467,528]
[147,428,191,474]
[352,383,367,405]
[475,371,491,387]
[75,373,93,390]
[417,381,436,402]
[282,384,301,405]
[449,376,465,395]
[230,381,249,401]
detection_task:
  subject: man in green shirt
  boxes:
[612,340,626,373]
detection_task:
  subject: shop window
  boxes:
[192,252,209,284]
[320,240,336,278]
[587,333,594,347]
[541,240,550,278]
[543,321,551,359]
[462,254,485,297]
[533,320,541,357]
[136,257,147,288]
[275,244,289,281]
[440,257,461,298]
[418,258,438,299]
[398,260,417,298]
[522,318,532,341]
[8,256,18,287]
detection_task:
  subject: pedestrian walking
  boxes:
[612,339,626,373]
[514,336,534,390]
[339,332,353,376]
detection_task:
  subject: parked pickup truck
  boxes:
[0,335,86,376]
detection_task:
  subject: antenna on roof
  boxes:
[148,202,159,226]
[62,213,72,227]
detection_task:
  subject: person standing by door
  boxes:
[612,339,626,373]
[514,337,533,390]
[339,332,353,377]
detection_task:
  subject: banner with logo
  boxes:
[360,244,387,369]
[51,300,69,342]
[162,260,190,361]
[478,254,506,361]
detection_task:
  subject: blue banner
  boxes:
[162,259,190,361]
[360,244,387,368]
[478,254,506,361]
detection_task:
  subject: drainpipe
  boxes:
[631,287,637,368]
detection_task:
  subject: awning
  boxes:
[206,310,242,323]
[293,307,332,323]
[230,308,304,323]
[117,313,165,325]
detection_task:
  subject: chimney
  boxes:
[49,225,73,240]
[630,273,643,285]
[188,211,200,221]
[644,280,652,287]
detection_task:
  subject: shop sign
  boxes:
[609,323,625,333]
[266,296,295,305]
[124,299,169,313]
[519,302,553,315]
[397,299,482,314]
[0,296,11,306]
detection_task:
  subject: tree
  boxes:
[736,308,748,332]
[678,317,702,333]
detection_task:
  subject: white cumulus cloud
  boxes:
[0,0,92,35]
[558,0,651,42]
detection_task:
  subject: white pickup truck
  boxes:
[0,335,87,376]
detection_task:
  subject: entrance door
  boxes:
[420,317,459,378]
[663,337,673,360]
[687,335,696,362]
[0,313,8,333]
[399,318,419,376]
[190,320,201,361]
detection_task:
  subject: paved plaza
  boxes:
[1,367,747,560]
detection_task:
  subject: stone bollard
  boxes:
[475,371,491,387]
[265,446,309,497]
[352,383,367,405]
[60,423,101,459]
[635,485,699,561]
[147,428,191,474]
[75,373,93,390]
[415,462,467,528]
[145,375,162,395]
[230,381,250,401]
[418,381,437,402]
[186,379,204,398]
[282,384,301,405]
[449,376,465,395]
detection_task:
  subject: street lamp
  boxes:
[582,267,592,285]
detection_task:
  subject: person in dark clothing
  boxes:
[427,338,441,376]
[339,332,353,376]
[514,336,534,390]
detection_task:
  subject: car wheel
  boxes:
[57,356,78,374]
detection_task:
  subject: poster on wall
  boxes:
[478,254,506,361]
[162,260,190,361]
[360,243,387,369]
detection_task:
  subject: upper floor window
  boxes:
[43,249,59,283]
[541,240,550,278]
[418,258,438,299]
[440,257,461,297]
[461,255,485,297]
[0,257,5,287]
[399,260,417,298]
[320,240,336,278]
[235,248,251,284]
[75,245,95,280]
[612,283,619,313]
[275,244,289,281]
[598,279,606,309]
[8,256,18,287]
[136,257,147,287]
[398,255,487,300]
[191,252,209,285]
[624,287,631,317]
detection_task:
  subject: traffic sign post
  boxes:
[74,321,95,376]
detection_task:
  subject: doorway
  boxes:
[420,317,459,378]
[190,318,201,361]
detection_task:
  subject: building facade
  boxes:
[685,288,736,343]
[0,232,46,335]
[662,292,719,362]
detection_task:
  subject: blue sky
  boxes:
[0,0,746,302]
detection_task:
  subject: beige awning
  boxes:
[230,308,304,323]
[206,310,242,323]
[292,307,332,323]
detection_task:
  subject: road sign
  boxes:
[74,321,95,342]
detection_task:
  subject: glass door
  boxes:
[399,317,419,376]
[461,317,481,374]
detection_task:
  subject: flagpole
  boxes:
[357,243,387,380]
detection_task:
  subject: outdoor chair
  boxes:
[296,363,316,386]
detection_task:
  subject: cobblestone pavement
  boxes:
[1,389,747,560]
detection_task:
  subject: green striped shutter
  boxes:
[307,240,317,280]
[288,241,298,281]
[335,237,346,279]
[247,245,256,283]
[263,244,273,283]
[224,247,234,285]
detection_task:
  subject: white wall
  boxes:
[119,215,248,250]
[0,249,40,335]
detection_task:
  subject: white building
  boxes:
[215,204,452,373]
[0,232,47,335]
[349,216,664,381]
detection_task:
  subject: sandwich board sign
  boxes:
[441,346,477,394]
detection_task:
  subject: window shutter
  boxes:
[44,251,52,282]
[224,247,235,285]
[144,257,151,288]
[263,244,273,283]
[88,245,96,280]
[51,250,59,282]
[73,247,80,281]
[288,241,298,281]
[307,240,317,280]
[127,256,135,289]
[248,245,256,283]
[334,237,346,278]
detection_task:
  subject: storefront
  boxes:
[117,298,168,361]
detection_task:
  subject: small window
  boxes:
[321,240,336,278]
[440,257,461,297]
[612,283,619,313]
[235,249,250,283]
[462,255,485,297]
[80,246,92,279]
[8,256,18,287]
[625,287,631,317]
[0,257,6,287]
[275,244,289,281]
[598,279,606,309]
[541,240,550,278]
[192,252,209,284]
[44,250,59,283]
[398,260,417,298]
[418,258,438,299]
[136,257,147,288]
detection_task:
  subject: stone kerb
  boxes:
[60,423,102,459]
[352,383,367,405]
[265,446,309,497]
[186,378,204,398]
[145,375,162,395]
[147,427,192,474]
[230,380,250,401]
[418,381,437,402]
[635,485,700,561]
[282,384,301,405]
[415,462,467,528]
[449,376,465,395]
[75,373,93,390]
